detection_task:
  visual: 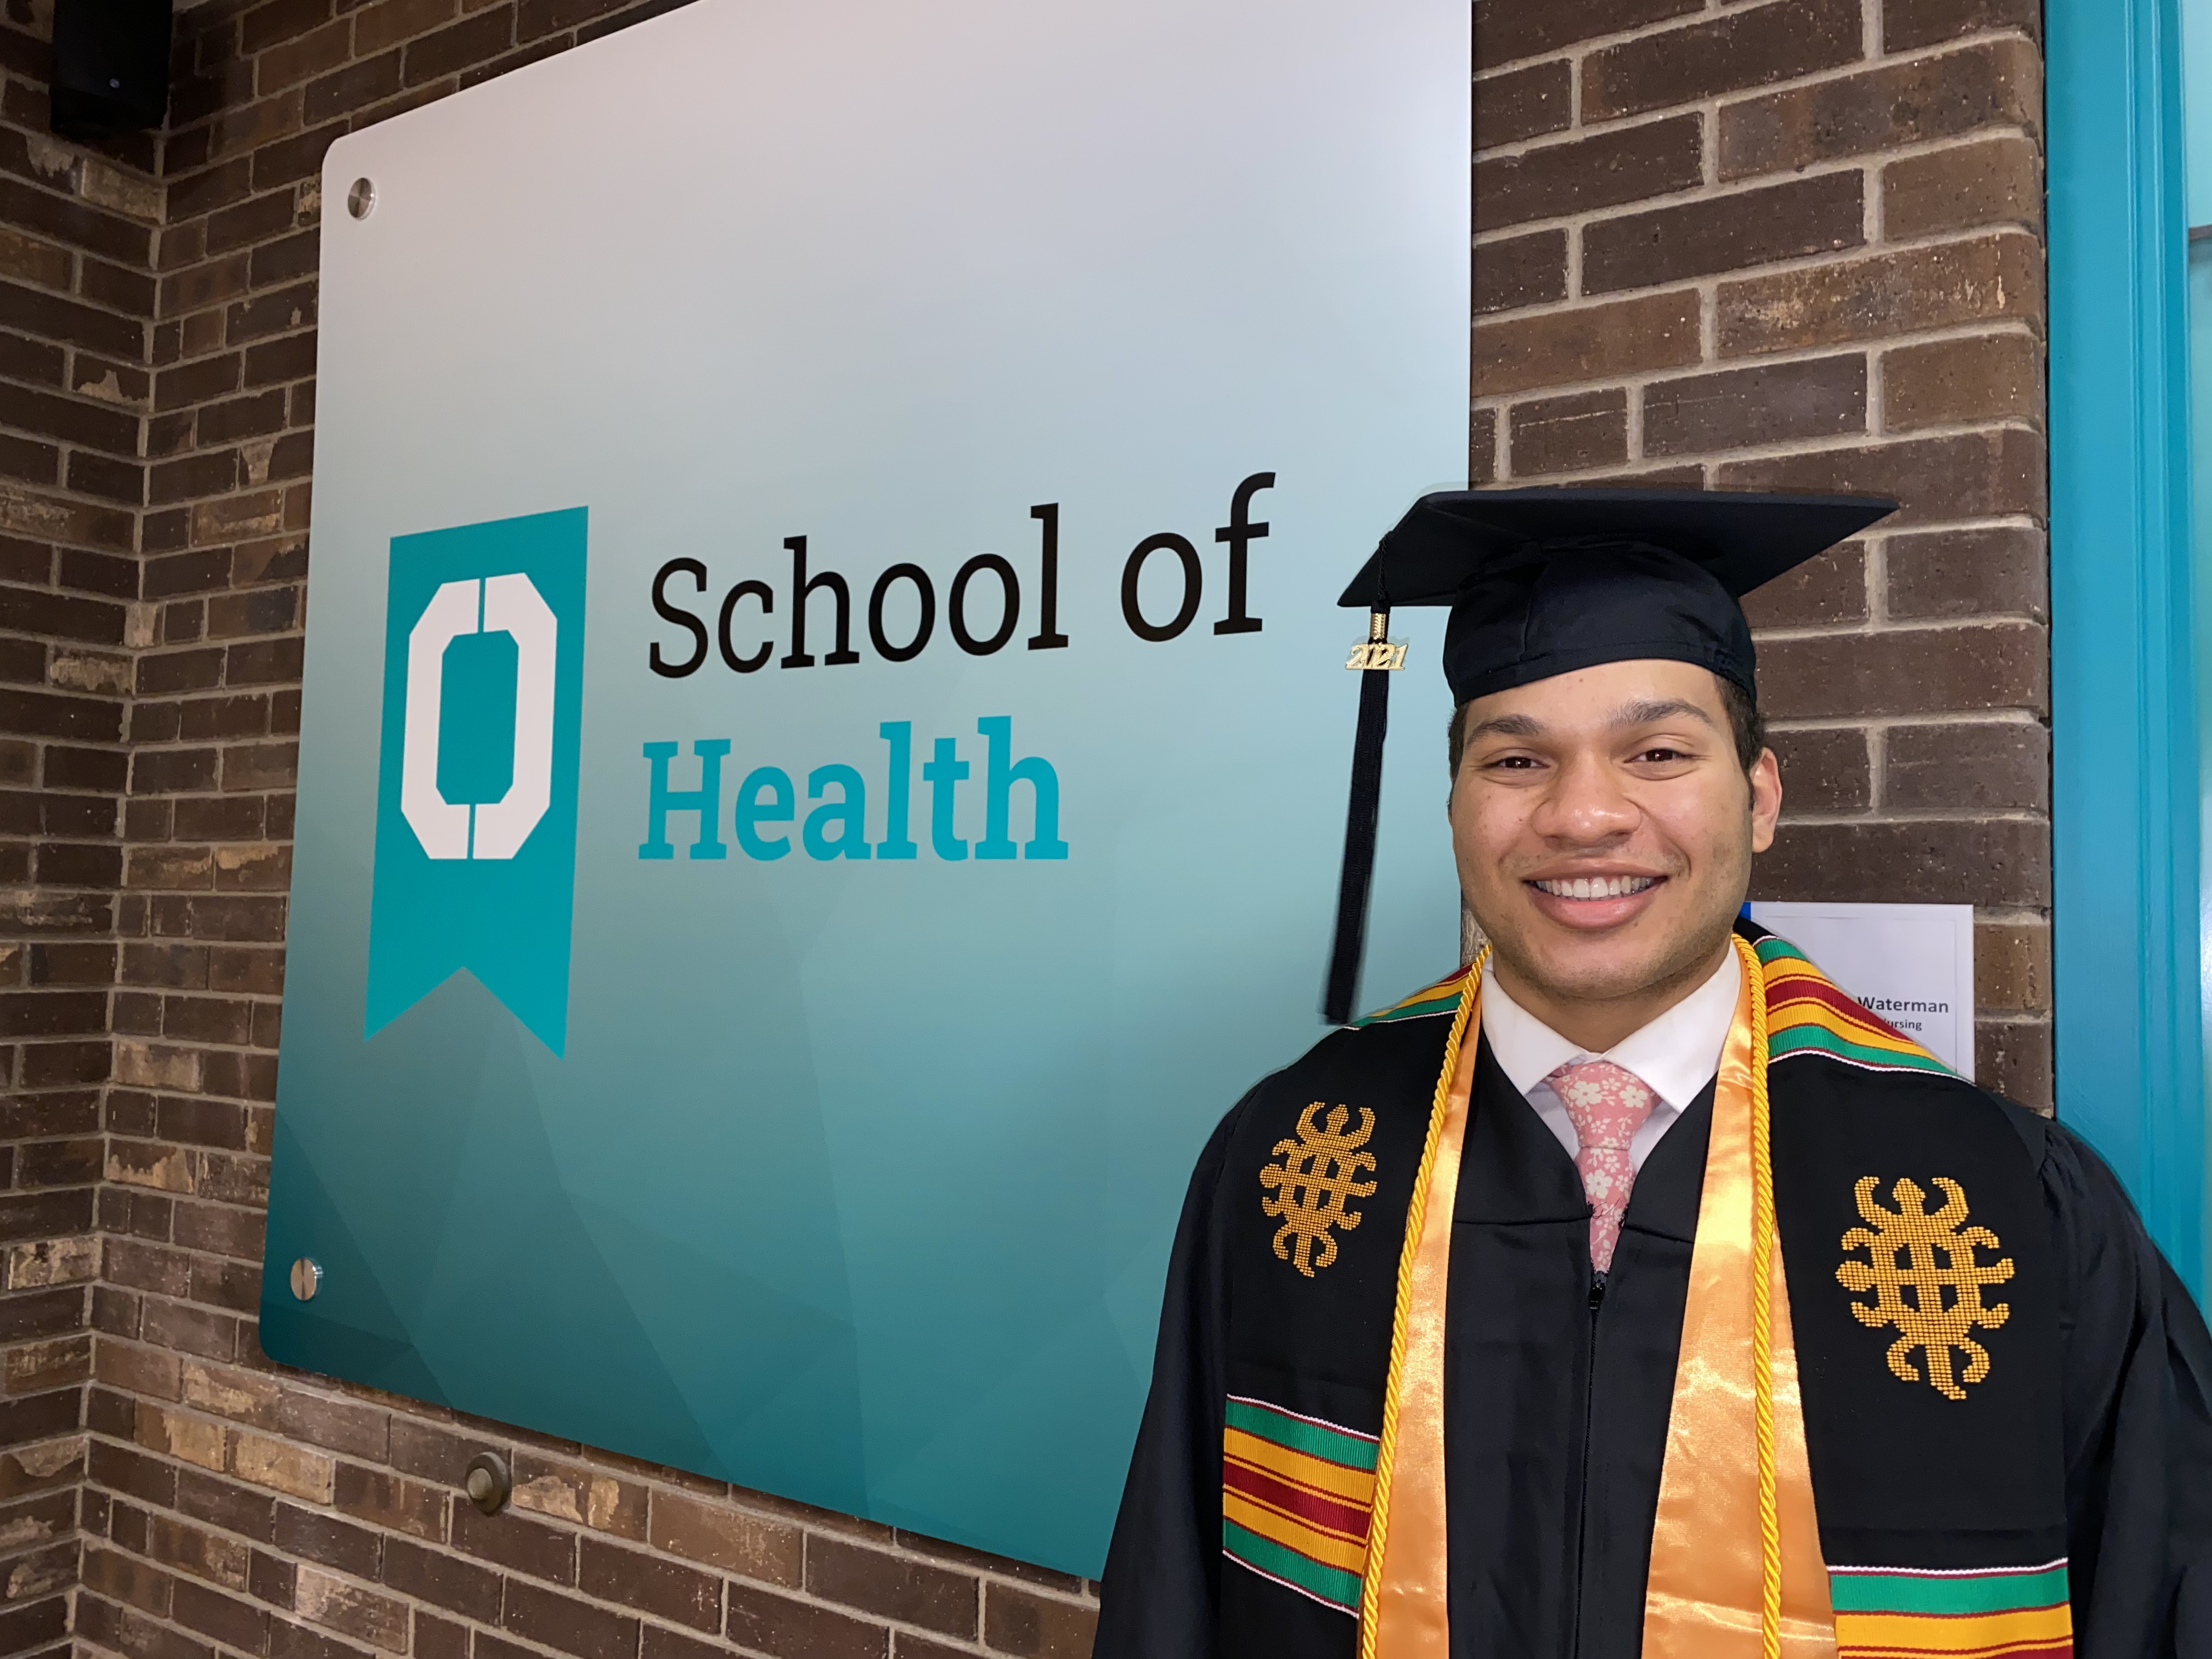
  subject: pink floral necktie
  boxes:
[1546,1059,1661,1273]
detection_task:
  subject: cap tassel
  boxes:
[1323,607,1394,1025]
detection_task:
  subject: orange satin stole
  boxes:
[1356,940,1835,1659]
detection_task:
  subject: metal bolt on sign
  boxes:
[347,177,376,220]
[464,1452,511,1516]
[289,1257,323,1301]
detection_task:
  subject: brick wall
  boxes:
[0,2,2051,1659]
[1470,0,2049,1105]
[0,1,170,1653]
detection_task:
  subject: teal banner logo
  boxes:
[365,508,589,1053]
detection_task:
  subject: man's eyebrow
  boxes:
[1613,697,1718,729]
[1462,712,1544,742]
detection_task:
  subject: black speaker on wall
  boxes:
[49,0,174,141]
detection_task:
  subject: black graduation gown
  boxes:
[1095,1032,2212,1659]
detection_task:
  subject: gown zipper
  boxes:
[1569,1269,1606,1658]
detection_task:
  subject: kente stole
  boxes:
[1224,925,2068,1659]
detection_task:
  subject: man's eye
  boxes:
[1635,747,1689,763]
[1486,754,1541,771]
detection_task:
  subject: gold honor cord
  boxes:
[1359,938,1835,1659]
[1748,935,1782,1659]
[1357,954,1482,1659]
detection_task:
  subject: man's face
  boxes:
[1447,658,1781,1012]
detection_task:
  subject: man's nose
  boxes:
[1530,753,1638,843]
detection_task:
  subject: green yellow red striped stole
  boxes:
[1350,969,1468,1028]
[1758,934,1951,1077]
[1828,1560,2072,1658]
[1220,1395,1376,1613]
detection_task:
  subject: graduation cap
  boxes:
[1322,486,1896,1025]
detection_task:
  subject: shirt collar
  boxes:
[1480,945,1741,1113]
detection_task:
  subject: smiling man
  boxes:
[1094,489,2212,1659]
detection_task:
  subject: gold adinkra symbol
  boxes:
[1260,1104,1379,1277]
[1836,1176,2014,1401]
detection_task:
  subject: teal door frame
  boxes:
[2047,0,2205,1290]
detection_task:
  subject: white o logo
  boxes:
[399,573,558,861]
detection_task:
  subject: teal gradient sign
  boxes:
[267,0,1470,1572]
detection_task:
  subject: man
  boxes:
[1093,488,2212,1659]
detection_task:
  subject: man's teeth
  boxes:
[1534,876,1657,900]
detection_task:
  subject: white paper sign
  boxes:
[1746,901,1977,1079]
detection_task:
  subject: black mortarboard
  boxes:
[1321,486,1895,1024]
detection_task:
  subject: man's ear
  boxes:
[1748,746,1781,853]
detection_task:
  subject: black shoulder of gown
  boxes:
[2017,1108,2212,1655]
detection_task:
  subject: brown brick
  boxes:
[1768,727,1871,812]
[1473,0,1700,71]
[303,53,403,126]
[981,1584,1097,1659]
[170,1578,270,1655]
[508,1453,647,1539]
[179,1359,280,1426]
[1884,719,2046,810]
[136,1401,227,1471]
[5,1334,91,1395]
[1475,116,1701,232]
[379,1537,499,1623]
[1759,623,2044,720]
[415,1612,467,1659]
[1718,234,2042,357]
[1883,134,2042,239]
[1884,0,2040,52]
[356,0,462,56]
[450,1499,574,1583]
[727,1581,887,1659]
[1977,922,2051,1017]
[1720,39,2038,178]
[84,1543,171,1616]
[1753,817,2049,907]
[807,1537,977,1639]
[1508,389,1626,477]
[1881,331,2038,432]
[648,1490,803,1584]
[332,1463,442,1541]
[1716,429,2045,527]
[273,1503,381,1580]
[146,1511,252,1590]
[579,1537,719,1632]
[1470,408,1499,486]
[1584,0,1861,122]
[259,16,353,94]
[1474,60,1572,151]
[1644,354,1867,457]
[1,1538,77,1602]
[228,1434,332,1503]
[501,1579,639,1659]
[172,1469,275,1543]
[641,1627,725,1659]
[1474,230,1566,316]
[295,1565,408,1654]
[1474,289,1702,399]
[403,8,516,83]
[1585,171,1863,295]
[277,1392,385,1460]
[0,1488,74,1553]
[1977,1019,2052,1110]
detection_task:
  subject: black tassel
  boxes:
[1323,609,1394,1024]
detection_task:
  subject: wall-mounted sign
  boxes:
[1747,901,1978,1077]
[265,0,1470,1575]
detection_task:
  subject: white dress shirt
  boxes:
[1480,946,1741,1173]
